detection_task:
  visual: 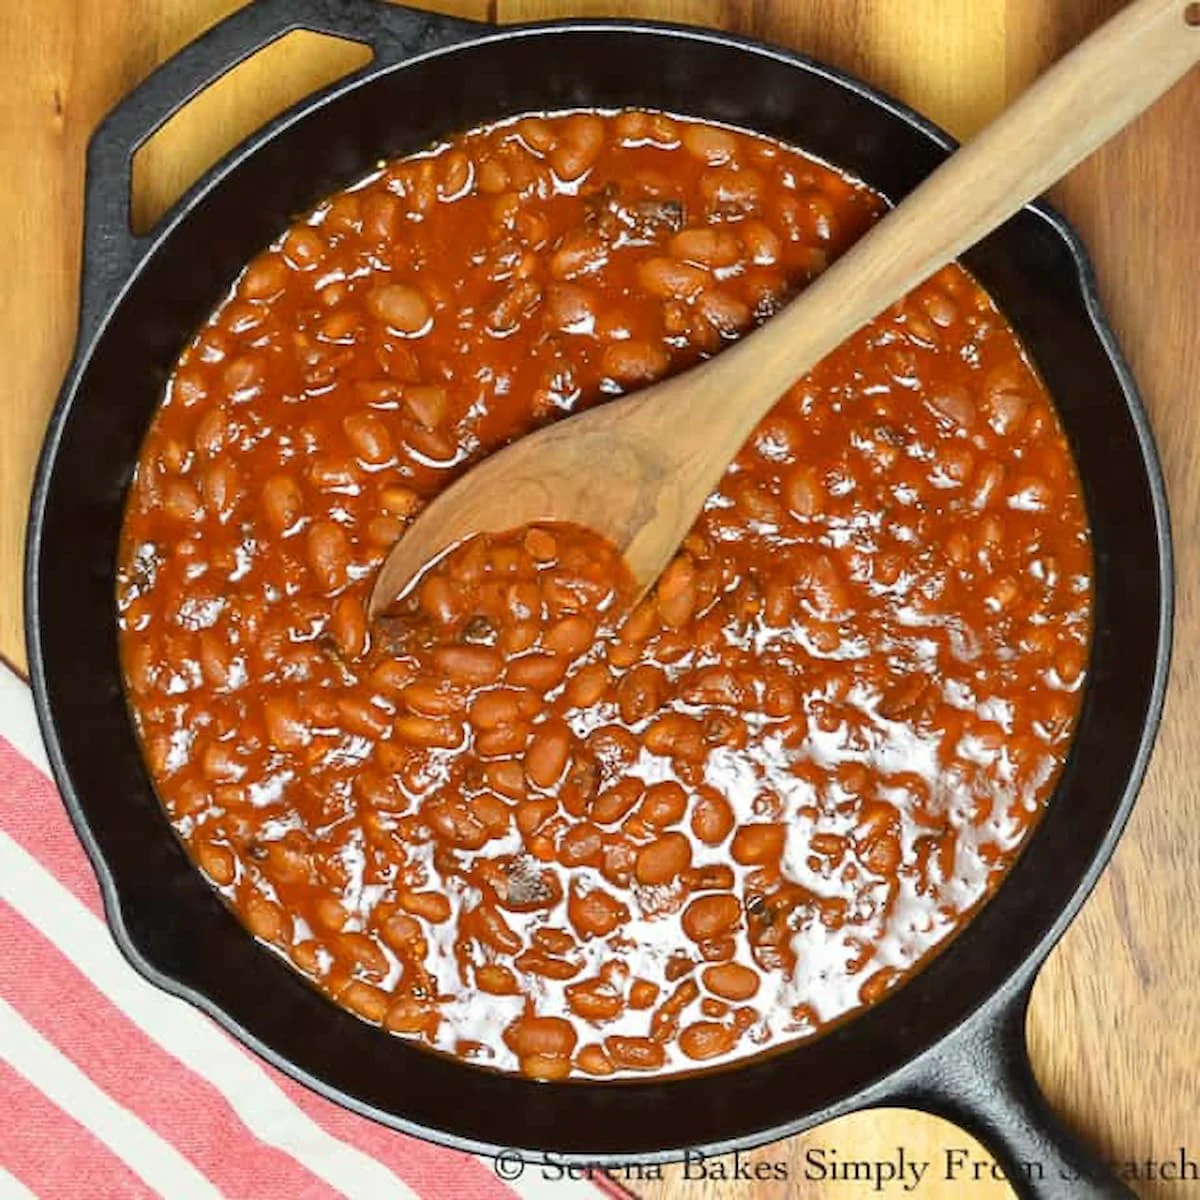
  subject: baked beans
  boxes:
[117,110,1092,1080]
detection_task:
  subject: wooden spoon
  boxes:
[370,0,1199,617]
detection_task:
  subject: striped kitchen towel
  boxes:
[0,661,630,1200]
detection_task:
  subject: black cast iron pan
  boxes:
[24,1,1173,1195]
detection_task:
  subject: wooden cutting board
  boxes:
[0,2,1196,1196]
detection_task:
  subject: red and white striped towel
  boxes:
[0,661,630,1200]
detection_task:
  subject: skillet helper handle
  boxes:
[712,0,1200,425]
[898,984,1134,1199]
[78,0,483,346]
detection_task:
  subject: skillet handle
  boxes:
[78,0,484,347]
[895,981,1134,1198]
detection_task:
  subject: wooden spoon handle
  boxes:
[703,0,1200,429]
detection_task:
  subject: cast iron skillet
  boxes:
[25,0,1172,1195]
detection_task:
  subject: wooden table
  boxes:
[1,2,1196,1196]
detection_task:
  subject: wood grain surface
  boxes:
[0,2,1196,1197]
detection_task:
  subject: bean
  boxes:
[679,1021,737,1061]
[308,457,361,491]
[343,412,394,464]
[400,890,452,923]
[509,1015,578,1059]
[617,664,667,724]
[928,385,976,428]
[592,779,644,825]
[566,978,624,1022]
[601,340,670,386]
[379,912,423,954]
[354,193,396,244]
[810,833,848,860]
[569,885,629,938]
[702,962,761,1001]
[282,227,326,269]
[564,662,610,708]
[305,521,350,592]
[550,114,605,180]
[394,715,463,748]
[384,998,437,1036]
[470,793,512,836]
[648,114,680,144]
[432,645,503,686]
[335,695,388,739]
[419,574,462,624]
[544,614,594,658]
[682,894,741,941]
[193,407,226,458]
[986,390,1030,435]
[682,123,738,165]
[508,653,567,691]
[468,688,526,730]
[477,964,520,994]
[635,832,692,885]
[642,713,707,761]
[701,167,764,216]
[917,288,958,330]
[859,967,897,1006]
[196,840,235,886]
[604,1036,666,1072]
[201,463,241,522]
[474,904,522,954]
[379,486,421,521]
[438,149,471,198]
[366,284,431,334]
[515,797,557,838]
[620,601,659,643]
[637,256,709,301]
[330,593,367,659]
[315,897,349,932]
[263,695,310,750]
[476,158,509,194]
[520,1054,571,1081]
[696,289,752,336]
[396,387,448,433]
[517,117,557,153]
[577,1044,615,1076]
[638,781,688,827]
[339,933,390,981]
[401,680,462,717]
[691,787,735,844]
[739,219,782,265]
[656,556,697,628]
[669,227,741,268]
[163,480,203,522]
[685,864,735,892]
[484,760,527,800]
[488,280,542,334]
[475,723,532,757]
[525,722,572,790]
[559,822,603,868]
[243,893,287,943]
[731,823,786,865]
[543,283,596,332]
[242,253,287,299]
[427,800,490,850]
[863,832,902,875]
[198,631,232,689]
[613,110,649,140]
[550,232,607,279]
